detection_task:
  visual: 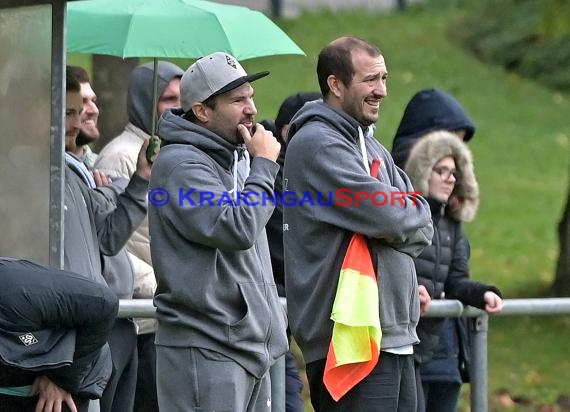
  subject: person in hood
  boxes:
[94,60,183,412]
[283,36,434,412]
[148,52,288,412]
[391,88,475,169]
[0,258,119,412]
[404,131,503,412]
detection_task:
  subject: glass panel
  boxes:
[0,5,52,264]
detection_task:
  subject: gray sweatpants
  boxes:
[156,346,271,412]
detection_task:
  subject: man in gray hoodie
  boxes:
[95,60,183,412]
[148,52,288,412]
[64,67,150,412]
[283,36,434,412]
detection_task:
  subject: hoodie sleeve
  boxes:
[286,134,433,245]
[86,174,149,256]
[157,156,279,251]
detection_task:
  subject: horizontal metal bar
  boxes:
[119,299,155,318]
[496,298,570,316]
[118,298,570,319]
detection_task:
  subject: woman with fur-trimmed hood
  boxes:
[405,131,503,412]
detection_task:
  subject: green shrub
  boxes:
[451,0,570,91]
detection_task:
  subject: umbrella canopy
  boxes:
[66,0,305,60]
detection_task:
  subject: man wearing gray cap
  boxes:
[148,52,288,412]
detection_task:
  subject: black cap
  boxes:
[275,92,322,137]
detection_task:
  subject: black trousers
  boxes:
[133,332,159,412]
[306,352,417,412]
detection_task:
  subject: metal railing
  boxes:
[118,298,570,412]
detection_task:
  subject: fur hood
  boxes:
[405,131,479,222]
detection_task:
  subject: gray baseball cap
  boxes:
[180,52,269,112]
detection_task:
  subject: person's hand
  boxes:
[418,285,432,315]
[448,194,464,213]
[93,169,112,187]
[135,139,152,181]
[238,123,280,162]
[483,291,503,314]
[32,376,77,412]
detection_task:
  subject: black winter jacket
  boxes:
[0,259,118,398]
[391,88,475,169]
[414,199,501,365]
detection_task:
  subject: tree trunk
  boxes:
[92,55,139,152]
[552,170,570,296]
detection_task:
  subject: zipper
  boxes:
[432,216,441,299]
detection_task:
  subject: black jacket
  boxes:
[391,88,475,169]
[0,259,118,398]
[414,199,501,365]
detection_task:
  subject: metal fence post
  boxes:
[470,313,489,412]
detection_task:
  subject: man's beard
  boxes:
[76,129,99,146]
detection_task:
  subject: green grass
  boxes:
[69,2,570,407]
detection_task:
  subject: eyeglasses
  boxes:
[432,166,457,181]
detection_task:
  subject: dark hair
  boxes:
[66,67,81,93]
[183,94,217,122]
[67,65,90,83]
[259,119,277,135]
[317,37,382,98]
[274,91,321,140]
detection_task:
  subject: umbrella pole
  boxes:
[151,58,159,137]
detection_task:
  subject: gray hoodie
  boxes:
[63,164,148,285]
[128,61,184,135]
[149,109,288,379]
[283,101,434,364]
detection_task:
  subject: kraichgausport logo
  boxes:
[147,188,422,208]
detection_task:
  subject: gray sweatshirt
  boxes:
[63,165,148,285]
[283,101,434,364]
[149,109,288,379]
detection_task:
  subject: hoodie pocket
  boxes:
[377,248,419,330]
[228,282,270,345]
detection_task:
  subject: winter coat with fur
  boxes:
[404,132,501,370]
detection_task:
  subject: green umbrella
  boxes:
[66,0,305,59]
[66,0,305,151]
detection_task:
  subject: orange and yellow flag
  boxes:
[323,160,382,401]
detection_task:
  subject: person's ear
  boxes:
[192,103,208,123]
[327,75,343,99]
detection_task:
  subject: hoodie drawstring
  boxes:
[233,150,239,201]
[232,149,251,201]
[358,126,375,174]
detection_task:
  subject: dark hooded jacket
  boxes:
[392,89,475,169]
[0,259,118,398]
[404,131,501,382]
